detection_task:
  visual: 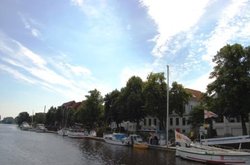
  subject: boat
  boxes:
[35,124,47,133]
[57,128,68,136]
[103,133,128,146]
[201,135,250,149]
[176,143,250,164]
[20,122,31,130]
[127,134,149,149]
[175,130,250,164]
[67,129,89,138]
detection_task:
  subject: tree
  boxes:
[169,82,191,116]
[143,72,167,130]
[123,76,145,130]
[45,106,57,126]
[104,89,123,127]
[189,105,204,129]
[79,89,104,129]
[207,44,250,135]
[16,112,31,126]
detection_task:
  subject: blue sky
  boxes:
[1,0,250,118]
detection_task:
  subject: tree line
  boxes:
[17,73,191,132]
[16,44,250,135]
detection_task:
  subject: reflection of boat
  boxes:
[175,131,250,164]
[35,124,47,133]
[20,122,31,130]
[103,133,128,146]
[127,134,148,149]
[176,143,250,164]
[57,128,68,136]
[67,129,89,138]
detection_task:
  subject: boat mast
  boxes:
[166,65,169,146]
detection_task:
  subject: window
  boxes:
[182,118,186,126]
[154,118,157,126]
[170,118,173,126]
[149,119,151,126]
[176,118,179,126]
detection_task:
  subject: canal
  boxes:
[0,124,201,165]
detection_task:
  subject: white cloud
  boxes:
[71,0,84,7]
[0,34,111,100]
[202,0,249,64]
[120,65,154,87]
[140,0,210,57]
[71,0,107,18]
[0,64,36,84]
[184,72,214,92]
[19,13,42,39]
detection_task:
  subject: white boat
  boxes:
[89,130,97,137]
[57,128,68,136]
[201,135,250,149]
[175,130,250,164]
[67,129,89,138]
[20,122,31,130]
[127,134,148,149]
[35,124,47,133]
[103,133,128,146]
[176,143,250,164]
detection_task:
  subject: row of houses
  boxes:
[60,88,248,137]
[117,88,248,137]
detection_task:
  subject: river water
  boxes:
[0,124,201,165]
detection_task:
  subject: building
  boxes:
[117,88,203,134]
[169,88,203,134]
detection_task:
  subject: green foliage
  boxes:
[45,106,57,126]
[33,113,45,124]
[143,72,167,129]
[104,89,123,126]
[189,105,204,129]
[1,117,15,124]
[16,112,31,126]
[123,76,145,129]
[79,89,104,129]
[170,82,191,116]
[207,44,250,135]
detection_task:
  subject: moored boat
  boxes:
[176,143,250,164]
[175,130,250,164]
[57,128,68,136]
[201,135,250,149]
[133,143,149,149]
[67,129,89,138]
[20,122,31,130]
[127,134,149,149]
[103,133,128,146]
[35,124,47,133]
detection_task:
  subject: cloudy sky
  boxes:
[1,0,250,118]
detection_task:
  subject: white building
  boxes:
[116,88,203,134]
[113,88,248,137]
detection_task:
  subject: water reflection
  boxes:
[79,139,202,165]
[0,124,202,165]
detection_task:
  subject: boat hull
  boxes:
[176,146,250,164]
[104,139,128,146]
[103,133,128,146]
[57,129,68,136]
[67,132,88,138]
[133,143,148,149]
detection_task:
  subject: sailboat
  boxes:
[175,131,250,164]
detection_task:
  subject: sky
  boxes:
[1,0,250,118]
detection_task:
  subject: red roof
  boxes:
[185,88,203,101]
[61,101,83,110]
